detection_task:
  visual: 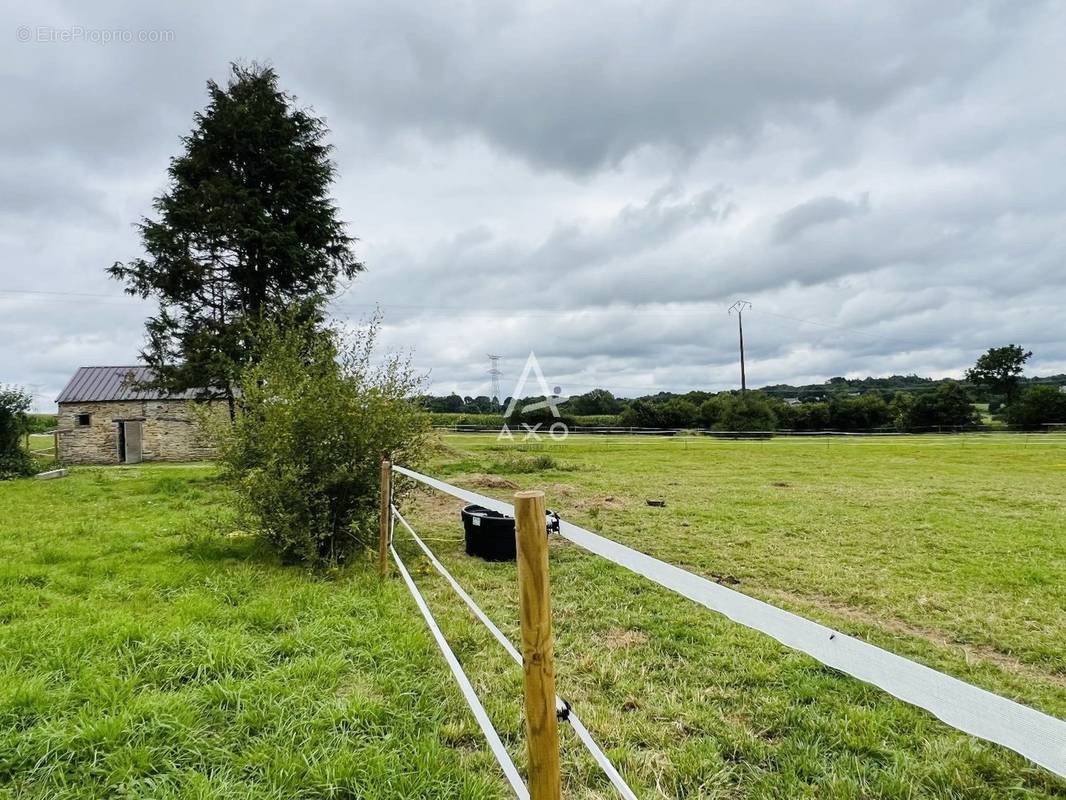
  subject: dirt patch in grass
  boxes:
[469,474,519,490]
[562,489,630,513]
[334,671,384,702]
[403,487,466,526]
[602,627,648,649]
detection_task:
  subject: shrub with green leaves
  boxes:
[699,392,778,431]
[906,381,981,430]
[1006,385,1066,430]
[25,413,57,434]
[0,385,34,479]
[213,319,428,565]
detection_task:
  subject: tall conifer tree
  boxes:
[110,63,361,415]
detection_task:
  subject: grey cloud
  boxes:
[772,194,870,244]
[3,2,1041,175]
[362,157,1066,316]
[346,183,731,306]
[3,0,1066,407]
[296,2,1041,174]
[523,186,732,274]
[0,162,110,223]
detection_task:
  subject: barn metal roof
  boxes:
[56,366,201,403]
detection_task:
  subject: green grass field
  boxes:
[1,435,1064,798]
[402,434,1066,798]
[25,434,55,458]
[0,467,505,799]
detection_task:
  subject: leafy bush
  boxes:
[699,392,778,431]
[428,412,506,427]
[505,403,576,430]
[618,398,698,428]
[213,319,429,565]
[827,394,892,430]
[906,382,981,430]
[0,386,34,479]
[617,400,658,428]
[488,453,567,473]
[566,388,623,415]
[888,392,916,431]
[25,413,57,434]
[571,414,622,427]
[1006,385,1066,430]
[780,401,830,430]
[658,398,700,428]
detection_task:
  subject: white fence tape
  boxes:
[393,465,1066,778]
[390,542,529,798]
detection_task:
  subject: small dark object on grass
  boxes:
[711,573,740,586]
[646,499,666,507]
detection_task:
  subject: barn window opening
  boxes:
[75,413,91,426]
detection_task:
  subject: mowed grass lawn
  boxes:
[1,436,1064,799]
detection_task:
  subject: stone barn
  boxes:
[56,366,218,465]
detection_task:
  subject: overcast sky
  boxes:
[3,1,1065,409]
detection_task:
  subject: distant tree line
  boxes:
[420,347,1066,432]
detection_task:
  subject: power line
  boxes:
[0,288,143,307]
[751,308,933,352]
[0,288,119,298]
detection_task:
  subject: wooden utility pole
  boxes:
[378,458,392,577]
[729,300,752,393]
[514,490,561,800]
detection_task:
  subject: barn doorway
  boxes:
[117,421,143,464]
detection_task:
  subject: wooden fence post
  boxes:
[514,489,561,800]
[379,458,392,577]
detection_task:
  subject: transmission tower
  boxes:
[487,354,503,406]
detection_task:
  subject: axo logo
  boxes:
[498,352,569,442]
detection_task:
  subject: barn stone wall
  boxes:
[57,400,222,464]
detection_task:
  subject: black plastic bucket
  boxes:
[460,504,560,562]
